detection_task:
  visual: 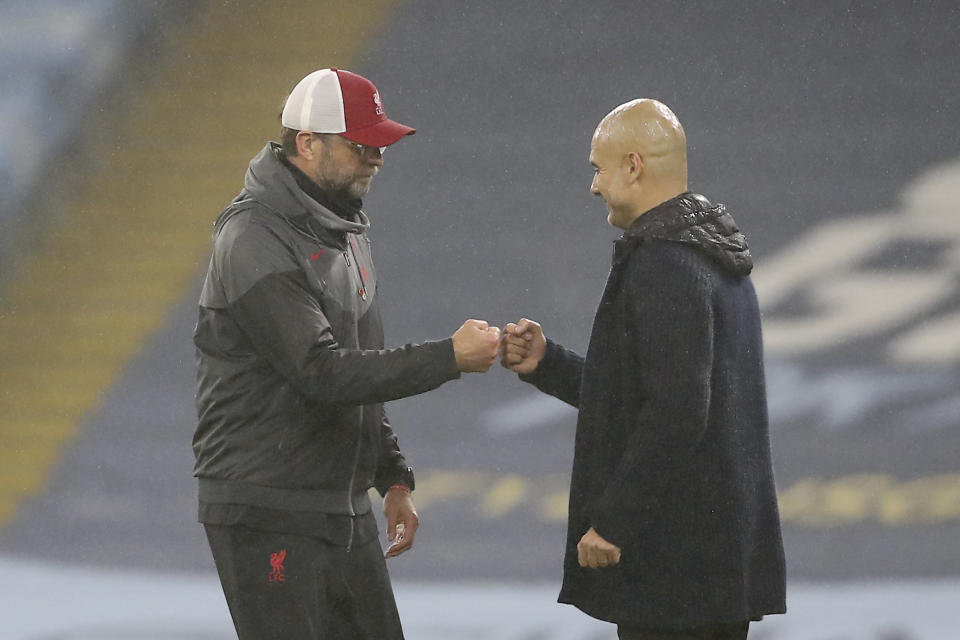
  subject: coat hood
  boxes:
[237,142,370,238]
[623,192,753,276]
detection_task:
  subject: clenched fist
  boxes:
[452,319,501,373]
[499,318,546,374]
[577,527,622,569]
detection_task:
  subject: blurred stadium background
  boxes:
[1,1,959,638]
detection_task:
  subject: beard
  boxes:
[345,174,375,199]
[307,141,382,205]
[315,162,377,200]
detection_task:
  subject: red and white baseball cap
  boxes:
[281,68,415,147]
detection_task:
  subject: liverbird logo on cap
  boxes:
[373,91,384,116]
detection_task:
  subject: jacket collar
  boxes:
[613,192,753,275]
[241,143,370,249]
[280,153,365,224]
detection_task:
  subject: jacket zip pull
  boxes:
[346,237,368,300]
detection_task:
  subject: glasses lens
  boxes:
[358,143,383,158]
[341,137,383,158]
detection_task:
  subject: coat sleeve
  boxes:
[215,219,461,407]
[588,244,714,547]
[373,405,415,496]
[519,338,585,407]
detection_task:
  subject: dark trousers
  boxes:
[204,524,404,640]
[618,621,749,640]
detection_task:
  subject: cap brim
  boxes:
[342,118,416,147]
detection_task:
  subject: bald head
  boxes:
[589,99,688,229]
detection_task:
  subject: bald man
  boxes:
[500,100,786,639]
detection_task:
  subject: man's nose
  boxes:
[589,177,600,195]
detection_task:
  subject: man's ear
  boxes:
[296,131,318,159]
[626,151,644,181]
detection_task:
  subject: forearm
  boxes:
[230,274,461,406]
[588,386,711,546]
[293,338,460,406]
[374,406,415,496]
[519,338,583,407]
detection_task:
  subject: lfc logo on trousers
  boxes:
[268,549,287,583]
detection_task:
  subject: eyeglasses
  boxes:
[310,132,385,159]
[341,138,386,159]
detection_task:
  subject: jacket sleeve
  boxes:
[373,405,415,496]
[518,338,584,407]
[589,245,714,547]
[216,219,461,406]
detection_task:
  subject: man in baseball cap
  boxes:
[193,69,501,639]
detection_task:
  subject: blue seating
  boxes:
[0,0,160,265]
